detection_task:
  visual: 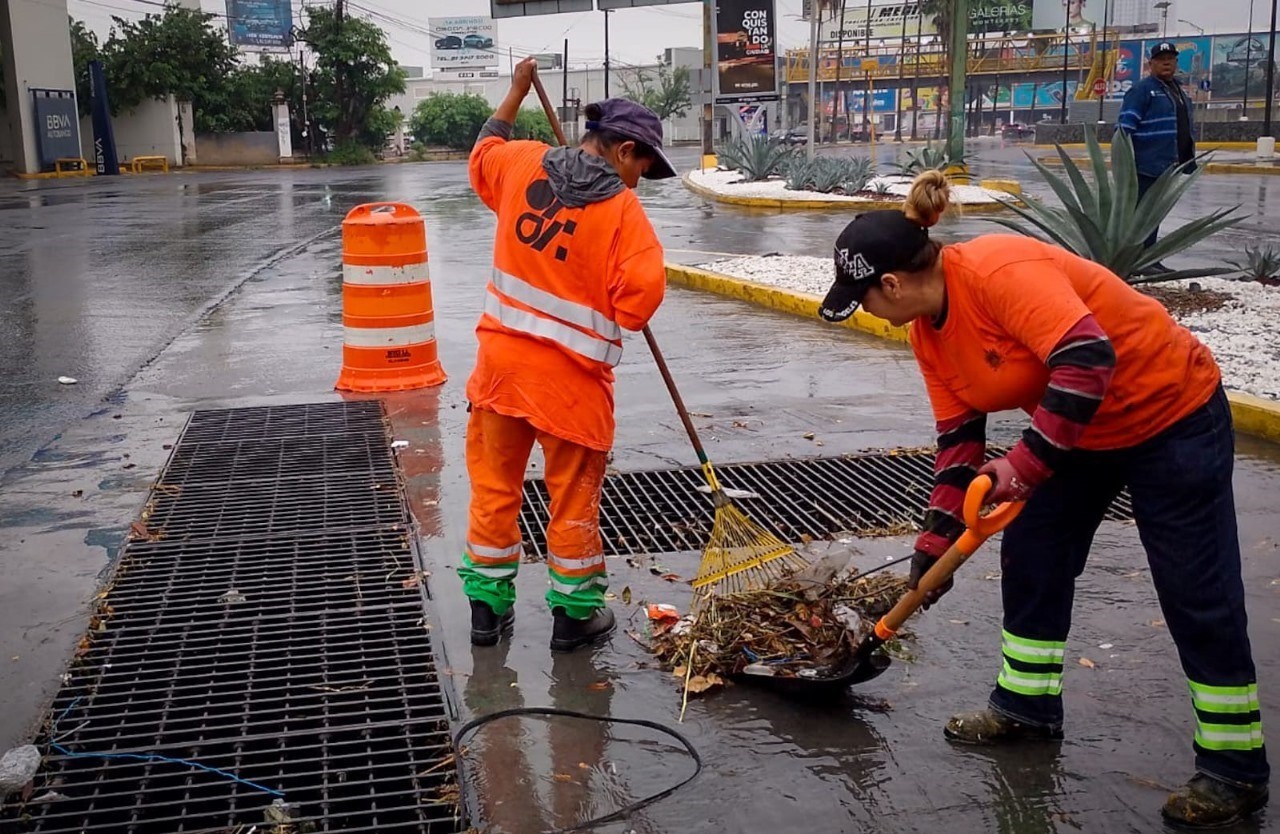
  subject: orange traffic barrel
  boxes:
[336,202,446,392]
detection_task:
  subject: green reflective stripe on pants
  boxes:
[1001,629,1067,666]
[1196,722,1265,752]
[546,572,607,620]
[459,551,518,616]
[1189,681,1260,714]
[997,661,1064,697]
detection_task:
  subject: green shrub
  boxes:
[326,142,377,166]
[717,135,795,182]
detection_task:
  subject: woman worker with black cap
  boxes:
[818,170,1268,828]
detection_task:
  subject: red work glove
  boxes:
[976,454,1043,504]
[908,550,951,610]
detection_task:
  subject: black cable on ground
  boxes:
[453,706,703,834]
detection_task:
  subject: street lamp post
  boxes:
[603,8,612,96]
[1264,0,1278,136]
[1176,19,1204,35]
[807,1,820,160]
[1060,6,1070,123]
[1096,0,1111,125]
[832,0,847,143]
[911,4,922,139]
[862,0,873,135]
[895,2,907,141]
[1154,1,1170,37]
[1243,0,1256,116]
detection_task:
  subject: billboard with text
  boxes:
[429,17,499,70]
[715,0,779,102]
[227,0,292,50]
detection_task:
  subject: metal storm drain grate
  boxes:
[1,401,463,834]
[518,449,1135,559]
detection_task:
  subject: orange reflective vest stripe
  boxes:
[485,267,624,366]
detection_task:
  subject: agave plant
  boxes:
[870,178,894,196]
[807,157,849,193]
[785,159,815,191]
[1230,244,1280,284]
[894,143,949,175]
[841,157,875,194]
[987,128,1243,283]
[716,135,795,183]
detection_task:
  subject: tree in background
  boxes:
[618,60,692,123]
[298,5,405,149]
[198,58,298,135]
[409,92,491,150]
[99,5,238,132]
[514,108,555,143]
[70,20,100,117]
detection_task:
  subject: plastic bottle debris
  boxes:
[218,589,247,606]
[647,604,680,624]
[0,745,40,796]
[56,376,77,385]
[391,440,409,450]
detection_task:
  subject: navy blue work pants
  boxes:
[987,387,1269,786]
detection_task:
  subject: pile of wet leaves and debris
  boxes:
[646,552,909,696]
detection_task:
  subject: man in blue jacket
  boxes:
[1117,41,1196,275]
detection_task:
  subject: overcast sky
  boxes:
[67,0,815,73]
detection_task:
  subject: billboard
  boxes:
[492,0,591,17]
[1008,79,1079,107]
[715,0,779,102]
[824,0,1030,41]
[1210,34,1273,102]
[429,17,499,71]
[1031,0,1158,31]
[31,89,80,170]
[226,0,293,50]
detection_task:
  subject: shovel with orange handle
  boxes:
[737,473,1025,698]
[847,472,1026,683]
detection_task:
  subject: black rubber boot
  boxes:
[943,708,1064,745]
[469,599,514,647]
[550,606,616,653]
[1162,773,1268,829]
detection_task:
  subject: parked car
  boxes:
[434,35,462,49]
[463,33,494,49]
[785,127,809,146]
[1001,122,1035,140]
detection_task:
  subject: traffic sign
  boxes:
[1200,78,1212,91]
[1092,78,1107,96]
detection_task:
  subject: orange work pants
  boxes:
[460,407,608,619]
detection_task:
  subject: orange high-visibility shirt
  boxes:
[909,236,1220,449]
[468,136,666,451]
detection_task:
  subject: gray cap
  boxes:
[585,98,678,180]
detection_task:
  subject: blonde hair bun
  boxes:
[903,170,951,228]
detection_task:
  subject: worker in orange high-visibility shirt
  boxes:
[463,58,673,652]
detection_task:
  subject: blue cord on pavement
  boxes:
[50,697,285,797]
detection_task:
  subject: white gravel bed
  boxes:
[687,167,1005,204]
[698,255,1280,402]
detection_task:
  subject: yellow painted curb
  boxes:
[1226,391,1280,445]
[1036,141,1259,151]
[665,263,910,343]
[981,178,1022,196]
[664,261,1280,445]
[682,172,1018,214]
[1203,162,1280,176]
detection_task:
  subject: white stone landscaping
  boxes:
[697,255,1280,402]
[687,167,1009,205]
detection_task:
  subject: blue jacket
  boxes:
[1117,75,1196,179]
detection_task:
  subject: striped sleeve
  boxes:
[914,411,987,557]
[1006,315,1117,484]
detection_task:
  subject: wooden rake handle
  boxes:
[530,69,711,469]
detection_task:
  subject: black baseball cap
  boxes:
[585,98,678,180]
[1150,41,1178,58]
[819,211,931,322]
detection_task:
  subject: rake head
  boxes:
[692,500,811,599]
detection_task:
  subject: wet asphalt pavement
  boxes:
[2,144,1280,833]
